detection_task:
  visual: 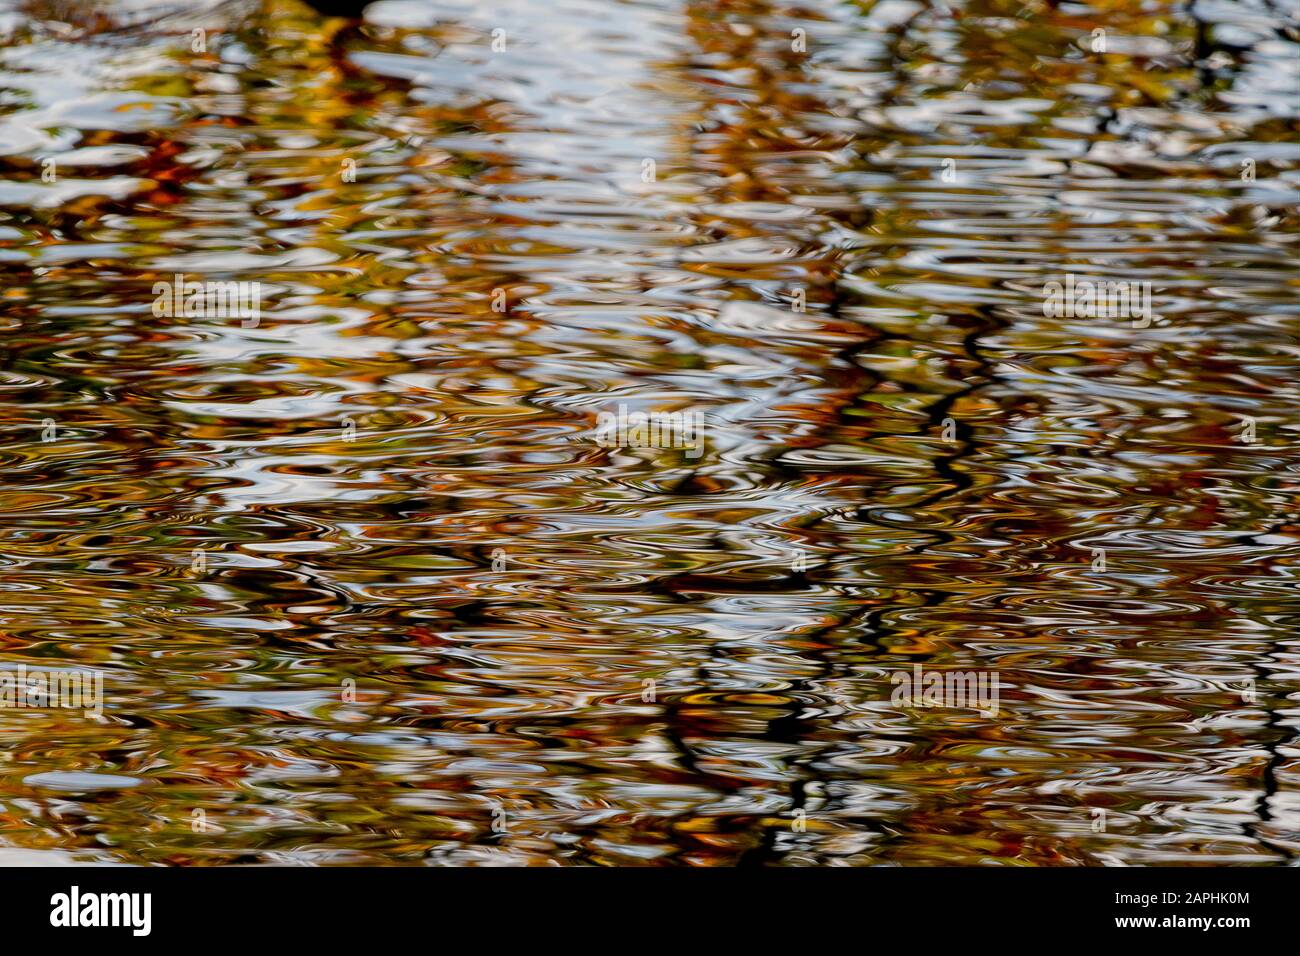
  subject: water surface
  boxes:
[0,0,1297,865]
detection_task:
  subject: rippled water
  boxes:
[0,0,1296,866]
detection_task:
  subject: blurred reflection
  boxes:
[0,0,1295,864]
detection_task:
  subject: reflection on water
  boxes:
[0,0,1296,865]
